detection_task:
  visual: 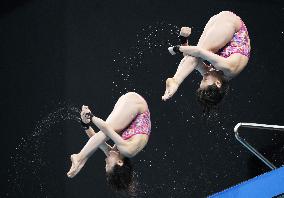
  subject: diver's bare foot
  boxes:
[162,78,180,101]
[67,154,87,178]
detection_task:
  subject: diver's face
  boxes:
[199,73,221,90]
[105,150,123,173]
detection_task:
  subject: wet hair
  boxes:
[106,157,133,191]
[196,81,229,113]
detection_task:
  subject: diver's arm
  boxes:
[179,46,234,75]
[90,116,134,157]
[84,127,111,156]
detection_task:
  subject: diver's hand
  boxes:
[180,27,191,37]
[80,105,93,124]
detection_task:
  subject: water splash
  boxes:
[7,103,81,197]
[110,21,179,97]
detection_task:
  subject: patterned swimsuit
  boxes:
[217,14,251,58]
[121,110,151,140]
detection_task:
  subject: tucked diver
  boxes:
[163,11,251,111]
[67,92,151,191]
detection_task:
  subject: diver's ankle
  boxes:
[75,153,85,163]
[172,77,181,85]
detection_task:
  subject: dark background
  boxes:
[1,0,284,197]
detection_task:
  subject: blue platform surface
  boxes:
[209,166,284,198]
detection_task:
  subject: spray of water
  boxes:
[110,21,179,97]
[7,103,81,197]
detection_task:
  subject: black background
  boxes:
[1,0,284,197]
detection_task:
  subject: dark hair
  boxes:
[196,81,229,113]
[106,157,133,191]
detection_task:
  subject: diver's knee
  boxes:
[124,92,140,99]
[124,92,147,108]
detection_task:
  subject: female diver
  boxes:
[162,11,251,111]
[67,92,151,191]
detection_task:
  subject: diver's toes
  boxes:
[67,170,74,178]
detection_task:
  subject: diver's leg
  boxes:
[162,56,199,101]
[197,11,240,51]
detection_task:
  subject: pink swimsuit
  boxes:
[217,15,251,58]
[121,110,151,140]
